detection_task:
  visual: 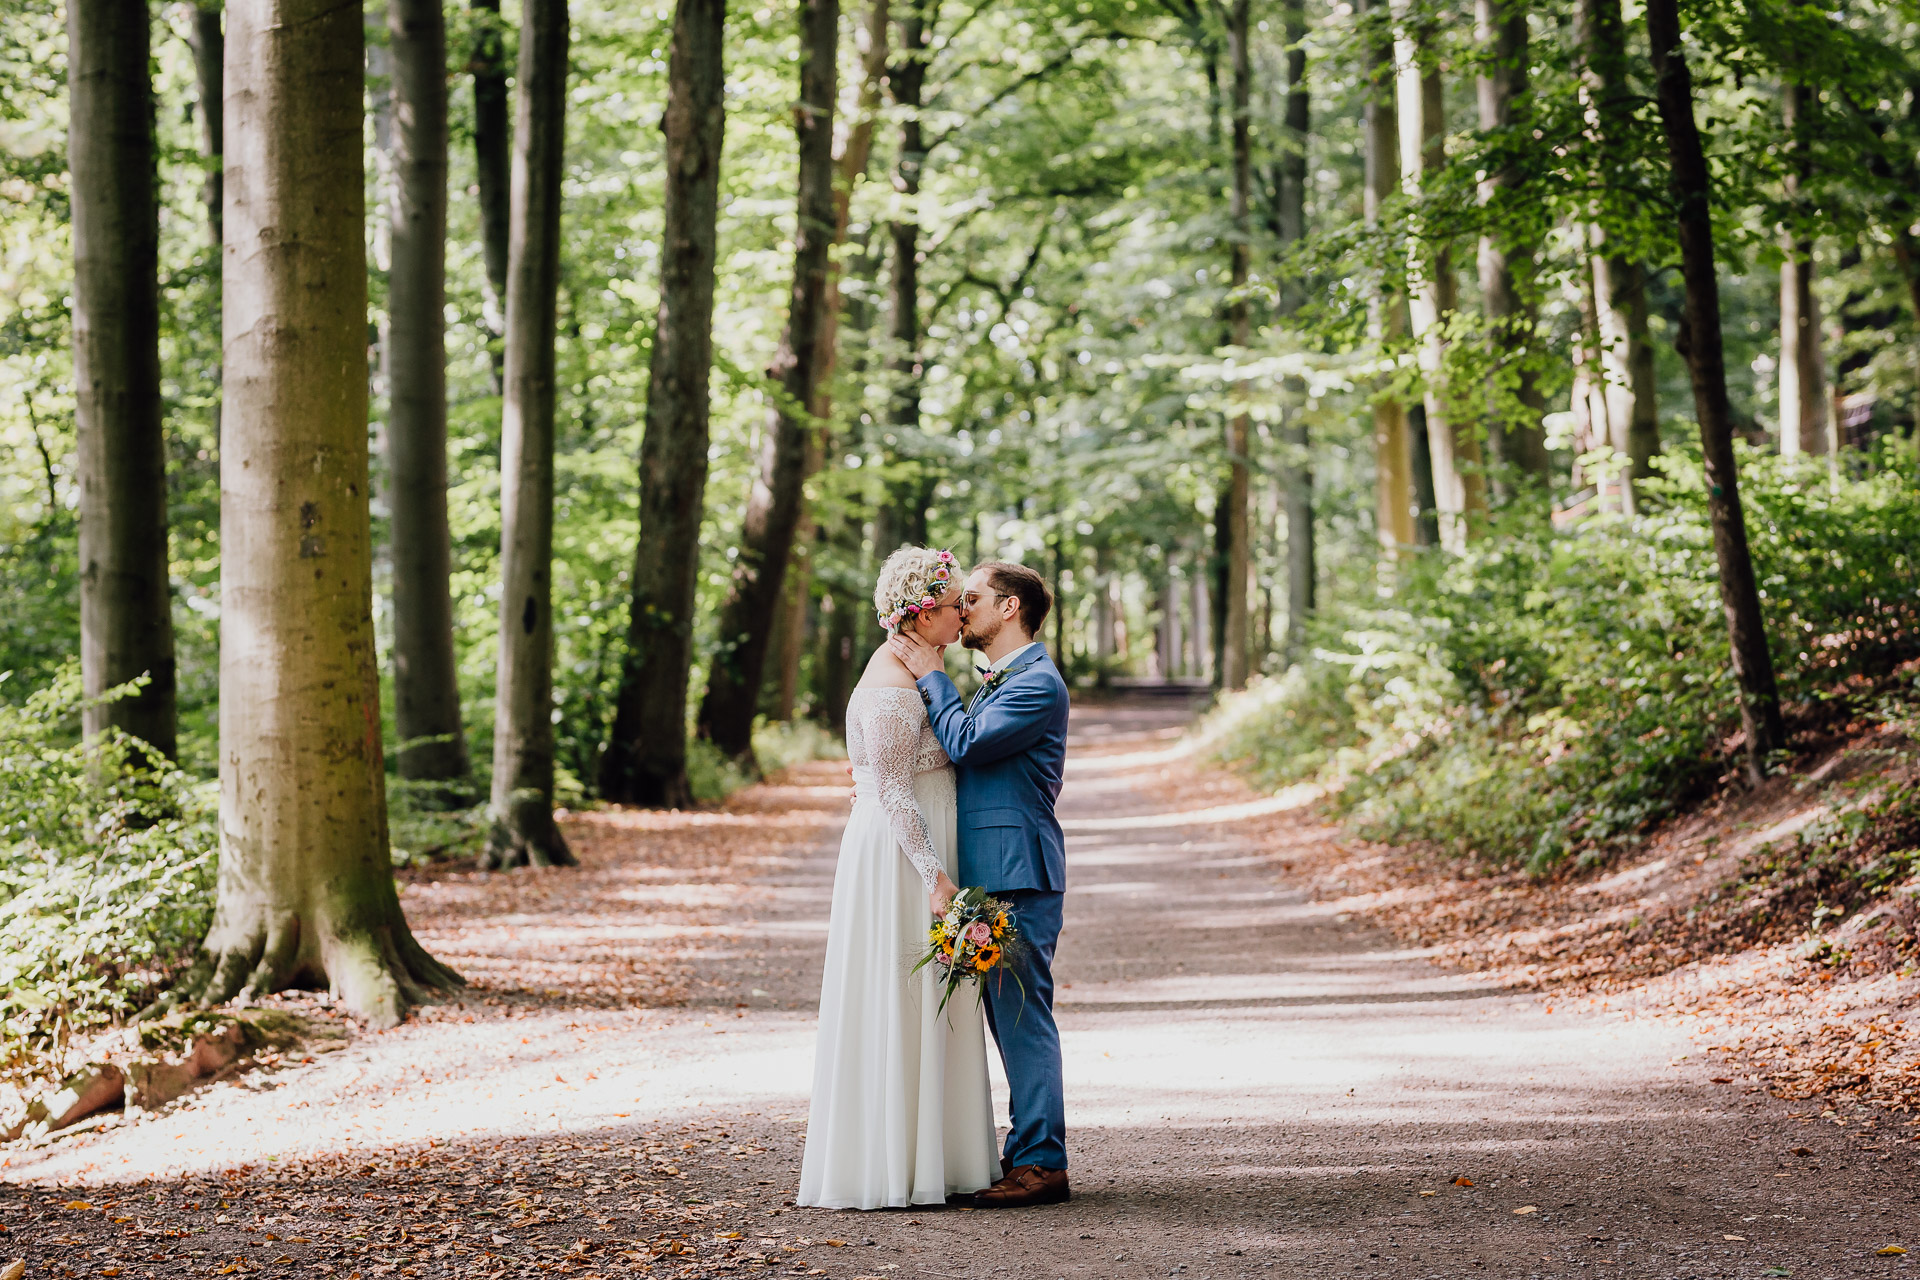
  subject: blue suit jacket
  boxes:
[917,648,1070,893]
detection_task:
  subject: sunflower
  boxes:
[974,945,1001,972]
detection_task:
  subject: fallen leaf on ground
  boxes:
[1419,1190,1437,1197]
[1791,1146,1813,1156]
[1454,1176,1473,1187]
[1513,1205,1538,1215]
[0,1262,20,1280]
[62,1201,92,1211]
[1724,1234,1746,1241]
[1878,1245,1908,1256]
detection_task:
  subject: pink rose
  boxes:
[920,594,936,608]
[934,951,952,966]
[964,921,992,946]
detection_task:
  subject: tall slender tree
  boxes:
[600,0,728,807]
[69,0,177,761]
[385,0,468,795]
[1276,0,1314,661]
[486,0,575,868]
[1777,60,1829,457]
[1578,0,1660,504]
[1361,0,1416,554]
[697,0,841,763]
[765,0,892,722]
[1219,0,1252,691]
[1645,0,1786,779]
[1394,5,1486,548]
[471,0,511,387]
[1474,0,1550,492]
[186,2,223,250]
[189,0,458,1024]
[884,0,932,540]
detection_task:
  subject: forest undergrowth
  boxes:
[1203,449,1920,1131]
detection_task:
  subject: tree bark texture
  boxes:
[1645,0,1785,778]
[486,0,575,868]
[697,0,840,761]
[767,0,892,721]
[199,0,458,1027]
[1278,0,1313,661]
[1219,0,1251,691]
[1361,0,1416,553]
[883,0,928,522]
[69,0,178,762]
[1778,249,1828,456]
[1394,12,1486,549]
[187,2,223,250]
[1578,0,1659,501]
[1473,0,1549,493]
[471,0,511,375]
[599,0,727,807]
[384,0,468,793]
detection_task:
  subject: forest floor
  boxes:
[3,695,1919,1280]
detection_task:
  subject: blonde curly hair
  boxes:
[872,545,959,634]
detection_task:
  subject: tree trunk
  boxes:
[1278,0,1313,661]
[765,0,892,723]
[883,0,929,526]
[69,0,177,762]
[384,0,468,795]
[485,0,574,868]
[471,0,511,386]
[1219,0,1251,691]
[1578,0,1659,500]
[696,0,839,763]
[191,0,459,1027]
[599,0,727,807]
[187,3,223,250]
[1394,10,1486,548]
[1645,0,1785,780]
[1778,248,1828,456]
[1474,0,1549,495]
[1361,0,1416,553]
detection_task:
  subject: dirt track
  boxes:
[3,696,1916,1279]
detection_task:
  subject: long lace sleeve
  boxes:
[854,696,945,893]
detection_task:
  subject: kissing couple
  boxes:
[797,547,1072,1211]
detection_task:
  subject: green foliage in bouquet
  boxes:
[914,886,1028,1018]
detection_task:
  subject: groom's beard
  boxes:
[960,615,999,652]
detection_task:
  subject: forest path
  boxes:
[3,697,1914,1279]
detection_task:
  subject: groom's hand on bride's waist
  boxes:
[887,632,945,680]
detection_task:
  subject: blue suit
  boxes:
[918,646,1070,1172]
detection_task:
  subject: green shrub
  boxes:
[0,668,216,1085]
[1202,447,1920,871]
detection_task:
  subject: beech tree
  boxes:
[186,1,223,250]
[1645,0,1786,778]
[1275,0,1313,659]
[69,0,177,761]
[384,0,468,794]
[190,0,457,1024]
[486,0,575,868]
[1219,0,1251,690]
[1360,0,1415,554]
[471,0,511,385]
[600,0,728,807]
[696,0,840,763]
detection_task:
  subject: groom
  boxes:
[889,561,1071,1209]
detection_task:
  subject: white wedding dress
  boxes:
[797,686,999,1209]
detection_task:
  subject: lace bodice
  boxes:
[846,687,951,892]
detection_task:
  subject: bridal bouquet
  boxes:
[915,886,1026,1015]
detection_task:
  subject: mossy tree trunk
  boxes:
[486,0,576,869]
[69,0,178,762]
[191,0,459,1028]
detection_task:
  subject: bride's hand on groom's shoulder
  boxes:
[887,632,944,680]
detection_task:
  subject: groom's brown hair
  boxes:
[976,561,1052,637]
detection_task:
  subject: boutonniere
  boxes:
[977,665,1011,695]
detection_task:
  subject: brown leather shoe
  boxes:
[972,1163,1070,1208]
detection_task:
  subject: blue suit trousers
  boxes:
[984,888,1066,1171]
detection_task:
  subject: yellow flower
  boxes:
[974,945,1001,972]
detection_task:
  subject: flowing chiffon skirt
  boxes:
[797,766,998,1209]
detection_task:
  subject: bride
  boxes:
[797,546,999,1209]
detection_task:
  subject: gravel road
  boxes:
[2,696,1915,1280]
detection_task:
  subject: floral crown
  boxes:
[877,549,958,632]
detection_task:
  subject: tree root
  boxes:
[479,787,577,871]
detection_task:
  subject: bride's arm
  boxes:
[857,696,958,912]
